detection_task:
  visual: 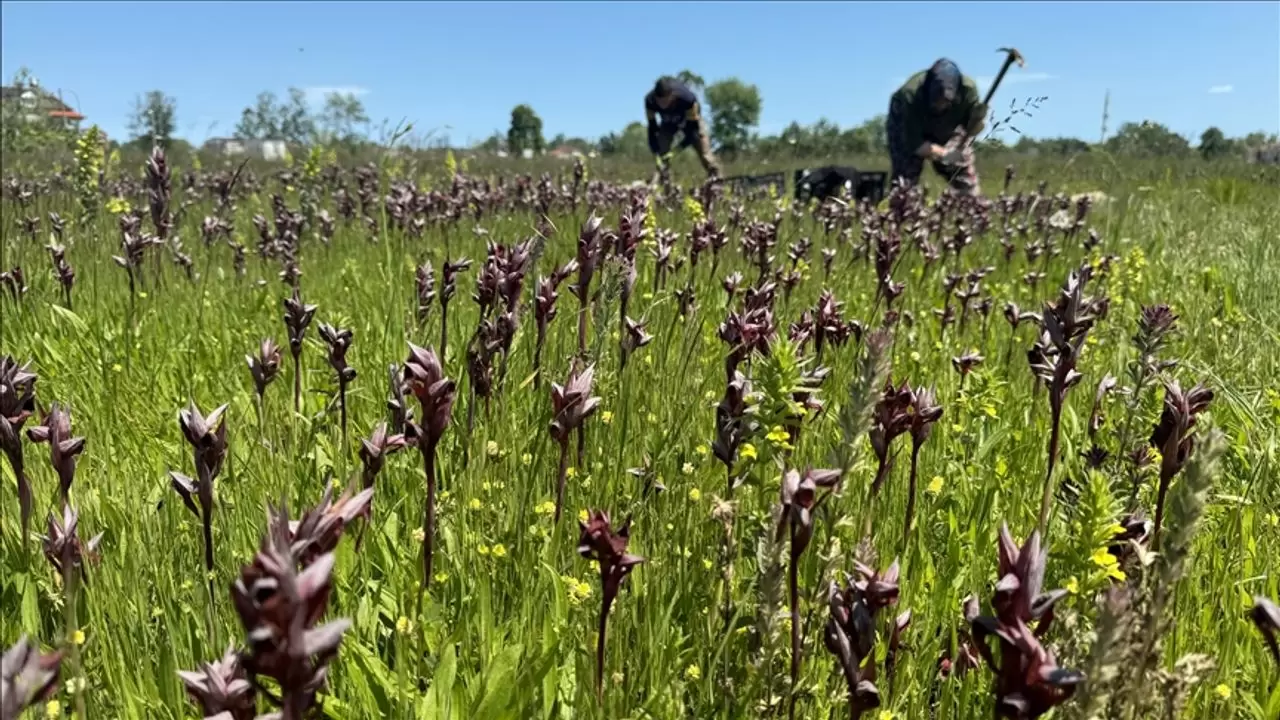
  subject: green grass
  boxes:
[1,154,1277,719]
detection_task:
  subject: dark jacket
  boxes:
[645,82,700,131]
[890,70,986,150]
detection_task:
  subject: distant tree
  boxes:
[599,122,649,158]
[704,78,762,156]
[235,88,315,145]
[1104,120,1191,157]
[477,131,505,153]
[1197,126,1235,161]
[127,90,178,150]
[507,104,545,155]
[548,133,567,149]
[317,91,370,147]
[675,70,706,93]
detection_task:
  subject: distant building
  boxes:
[548,144,585,160]
[0,83,84,131]
[203,137,289,161]
[1246,143,1280,165]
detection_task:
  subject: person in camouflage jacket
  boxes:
[645,77,722,180]
[886,58,987,196]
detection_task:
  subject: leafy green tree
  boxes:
[507,104,545,155]
[127,90,178,150]
[675,70,706,93]
[317,91,370,147]
[599,122,649,158]
[1197,127,1235,160]
[1104,121,1191,157]
[704,78,762,156]
[235,88,315,145]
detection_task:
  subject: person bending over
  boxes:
[646,76,722,181]
[886,58,987,196]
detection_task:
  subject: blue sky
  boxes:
[2,1,1277,147]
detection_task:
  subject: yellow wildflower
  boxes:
[695,444,708,456]
[566,466,577,479]
[396,616,414,635]
[1065,576,1079,595]
[601,411,614,424]
[413,527,426,543]
[1214,684,1231,700]
[740,443,757,461]
[536,500,557,516]
[491,544,507,558]
[522,452,533,466]
[926,476,944,494]
[71,630,85,646]
[689,487,702,502]
[486,440,499,457]
[684,664,702,681]
[682,462,695,476]
[45,700,60,719]
[765,426,790,444]
[477,545,490,556]
[468,498,483,511]
[1090,548,1126,581]
[434,572,449,583]
[579,509,590,524]
[647,412,658,423]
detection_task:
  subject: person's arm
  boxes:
[645,95,661,154]
[894,90,945,160]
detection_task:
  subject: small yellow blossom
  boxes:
[703,559,713,571]
[434,572,449,583]
[477,545,490,556]
[644,355,653,366]
[566,466,578,479]
[740,443,757,461]
[1214,683,1231,699]
[413,527,426,543]
[611,671,625,685]
[491,544,507,558]
[647,412,658,423]
[111,363,123,373]
[579,509,590,524]
[468,498,483,511]
[396,616,414,635]
[486,440,499,457]
[684,664,702,681]
[682,462,695,476]
[910,351,921,362]
[522,452,533,466]
[563,575,592,605]
[601,411,614,424]
[71,630,85,646]
[695,444,708,456]
[879,712,896,720]
[704,390,717,401]
[1267,512,1278,527]
[689,487,702,502]
[45,700,60,719]
[1065,576,1079,595]
[765,426,790,444]
[926,476,944,494]
[536,500,557,516]
[1090,548,1126,581]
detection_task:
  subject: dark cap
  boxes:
[926,59,962,105]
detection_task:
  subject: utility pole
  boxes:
[1099,90,1111,145]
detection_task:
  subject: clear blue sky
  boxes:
[2,1,1277,147]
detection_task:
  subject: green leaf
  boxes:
[472,643,523,719]
[344,640,394,715]
[20,573,41,635]
[426,642,457,718]
[49,304,89,334]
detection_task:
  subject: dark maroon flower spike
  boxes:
[0,266,28,303]
[620,317,653,372]
[230,503,352,720]
[1148,380,1213,548]
[282,289,318,414]
[2,635,64,720]
[939,596,983,679]
[1002,302,1039,366]
[577,510,645,703]
[616,204,648,361]
[438,258,472,363]
[401,344,456,593]
[285,483,374,568]
[246,338,282,405]
[26,403,85,507]
[386,363,411,438]
[903,386,943,548]
[146,145,173,241]
[318,323,357,439]
[712,371,756,498]
[41,503,104,582]
[171,401,228,605]
[1028,266,1106,535]
[1251,595,1280,668]
[869,380,914,498]
[721,271,744,307]
[550,364,601,523]
[46,242,75,310]
[573,215,605,361]
[952,351,985,393]
[0,356,38,542]
[533,260,579,387]
[177,645,256,720]
[359,421,407,492]
[824,558,905,719]
[970,523,1081,720]
[777,467,843,717]
[415,261,436,328]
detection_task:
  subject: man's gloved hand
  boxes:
[940,145,966,167]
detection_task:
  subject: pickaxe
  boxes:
[950,47,1025,151]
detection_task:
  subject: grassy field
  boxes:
[1,148,1278,720]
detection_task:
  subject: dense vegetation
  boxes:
[1,138,1278,720]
